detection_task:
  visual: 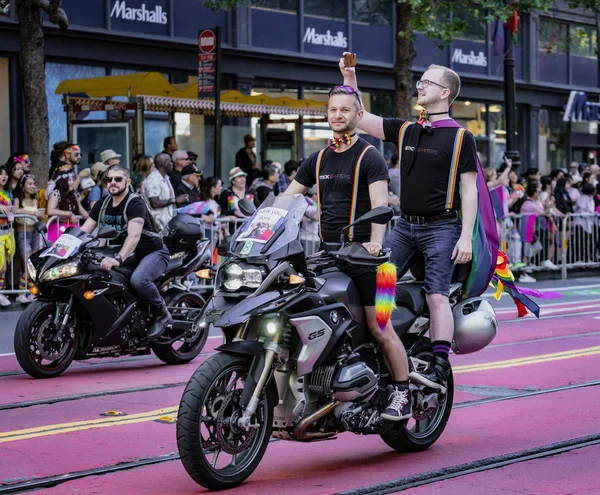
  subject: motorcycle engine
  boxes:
[113,298,148,341]
[309,356,378,403]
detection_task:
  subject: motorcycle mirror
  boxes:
[97,226,119,240]
[340,206,393,243]
[34,221,48,235]
[238,199,256,217]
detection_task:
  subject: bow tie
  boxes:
[328,133,356,151]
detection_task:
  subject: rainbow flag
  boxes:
[491,251,561,317]
[431,119,498,298]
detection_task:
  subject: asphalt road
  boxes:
[1,277,600,493]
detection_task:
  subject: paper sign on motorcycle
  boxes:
[40,234,83,259]
[236,207,287,244]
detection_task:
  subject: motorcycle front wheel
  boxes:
[151,289,207,365]
[14,300,77,378]
[177,352,273,490]
[380,338,454,452]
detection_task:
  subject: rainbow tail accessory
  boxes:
[490,251,561,318]
[375,262,397,331]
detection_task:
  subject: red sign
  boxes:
[199,29,216,54]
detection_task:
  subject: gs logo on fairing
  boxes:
[308,329,326,341]
[330,311,339,325]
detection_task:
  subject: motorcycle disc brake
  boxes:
[216,390,257,455]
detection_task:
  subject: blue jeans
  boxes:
[130,246,170,307]
[384,218,462,295]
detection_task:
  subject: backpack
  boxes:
[98,192,163,237]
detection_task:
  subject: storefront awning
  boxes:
[56,72,327,116]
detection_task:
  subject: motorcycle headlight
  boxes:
[221,263,264,291]
[27,258,37,281]
[39,262,80,282]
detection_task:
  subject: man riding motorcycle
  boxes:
[284,85,412,421]
[80,164,171,339]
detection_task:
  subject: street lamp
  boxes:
[503,1,521,170]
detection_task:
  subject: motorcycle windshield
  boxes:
[230,194,307,258]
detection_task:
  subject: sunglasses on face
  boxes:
[105,176,125,184]
[416,79,447,90]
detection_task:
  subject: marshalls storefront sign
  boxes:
[110,0,169,34]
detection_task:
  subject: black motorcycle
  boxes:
[176,195,496,490]
[14,215,212,378]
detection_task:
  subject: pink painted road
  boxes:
[1,298,600,494]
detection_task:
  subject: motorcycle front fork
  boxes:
[53,294,74,342]
[237,335,281,430]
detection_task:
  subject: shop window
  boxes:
[252,0,297,13]
[0,0,10,17]
[305,0,347,20]
[538,18,568,84]
[571,24,598,87]
[539,18,568,54]
[452,101,486,136]
[538,108,568,174]
[351,0,391,27]
[0,58,10,161]
[46,62,107,158]
[453,7,486,42]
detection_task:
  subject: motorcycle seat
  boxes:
[166,256,184,272]
[395,283,426,314]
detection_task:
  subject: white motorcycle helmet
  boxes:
[451,297,497,354]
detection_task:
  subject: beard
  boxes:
[109,184,127,196]
[329,118,357,136]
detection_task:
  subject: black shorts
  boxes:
[337,262,377,307]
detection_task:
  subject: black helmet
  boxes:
[164,214,205,250]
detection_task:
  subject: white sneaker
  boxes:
[16,293,32,304]
[27,293,36,302]
[518,273,537,283]
[542,259,558,270]
[0,294,11,306]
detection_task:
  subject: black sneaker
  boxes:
[380,384,412,422]
[409,356,451,393]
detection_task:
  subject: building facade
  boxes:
[0,0,599,176]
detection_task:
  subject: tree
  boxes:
[565,1,600,81]
[16,0,68,180]
[393,0,553,118]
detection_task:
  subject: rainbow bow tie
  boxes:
[328,133,355,151]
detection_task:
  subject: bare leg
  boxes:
[425,293,453,344]
[364,306,409,381]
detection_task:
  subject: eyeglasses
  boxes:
[328,85,362,103]
[105,176,125,184]
[416,79,447,90]
[177,158,190,161]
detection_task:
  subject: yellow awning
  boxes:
[55,72,326,110]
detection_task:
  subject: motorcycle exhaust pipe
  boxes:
[294,400,338,440]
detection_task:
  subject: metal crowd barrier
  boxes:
[2,211,597,300]
[498,212,600,280]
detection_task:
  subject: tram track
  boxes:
[1,378,600,493]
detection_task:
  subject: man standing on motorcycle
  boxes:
[80,164,172,340]
[283,86,412,421]
[339,55,478,391]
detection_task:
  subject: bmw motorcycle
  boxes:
[176,195,497,490]
[14,215,212,378]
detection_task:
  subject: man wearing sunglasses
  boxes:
[284,86,412,422]
[340,53,479,391]
[81,165,172,340]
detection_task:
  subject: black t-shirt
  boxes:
[169,170,183,192]
[383,118,478,216]
[90,193,163,258]
[295,138,389,243]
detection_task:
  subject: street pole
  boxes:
[503,1,521,170]
[214,25,222,179]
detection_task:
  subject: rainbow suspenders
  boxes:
[397,123,467,211]
[315,145,374,242]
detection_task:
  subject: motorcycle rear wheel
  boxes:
[151,289,207,365]
[380,338,454,452]
[177,353,273,490]
[14,300,77,378]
